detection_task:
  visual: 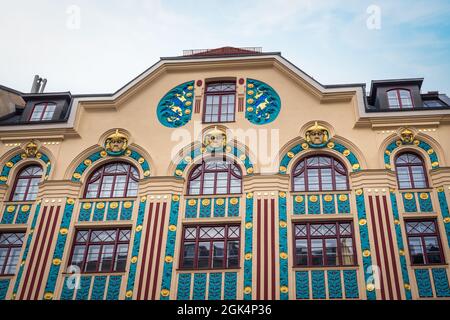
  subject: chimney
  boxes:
[30,75,47,93]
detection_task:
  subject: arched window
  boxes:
[84,162,139,199]
[395,152,428,189]
[11,165,43,201]
[188,159,242,195]
[387,89,414,109]
[292,155,349,192]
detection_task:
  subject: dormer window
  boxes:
[203,82,236,123]
[424,100,445,108]
[30,102,56,121]
[387,89,414,109]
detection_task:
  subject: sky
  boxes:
[1,0,450,95]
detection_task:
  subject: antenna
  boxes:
[30,75,47,93]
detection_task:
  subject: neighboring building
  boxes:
[0,47,449,300]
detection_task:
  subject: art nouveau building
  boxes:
[0,47,449,301]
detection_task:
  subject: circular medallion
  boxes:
[100,150,107,158]
[363,250,371,257]
[399,250,405,256]
[352,164,360,170]
[366,283,375,292]
[419,193,429,200]
[295,196,304,203]
[280,252,288,260]
[21,205,30,212]
[432,162,439,168]
[144,170,151,177]
[309,195,318,203]
[404,193,414,200]
[44,292,53,300]
[339,195,348,202]
[279,192,286,198]
[244,287,252,294]
[131,256,138,264]
[175,170,183,176]
[216,199,225,206]
[394,219,401,225]
[96,202,105,210]
[355,189,363,196]
[165,256,173,263]
[169,225,177,232]
[287,152,295,158]
[245,253,252,260]
[5,162,13,168]
[247,167,254,174]
[67,198,75,205]
[202,199,211,206]
[245,222,253,229]
[0,176,7,182]
[188,199,197,206]
[279,166,287,173]
[385,150,391,156]
[324,195,333,202]
[230,198,239,205]
[136,225,143,232]
[123,201,132,209]
[343,150,351,157]
[327,142,335,149]
[52,258,62,266]
[301,143,309,150]
[7,206,15,213]
[83,203,92,210]
[280,286,289,294]
[172,195,180,202]
[138,157,145,164]
[141,196,147,203]
[247,193,253,199]
[404,284,411,290]
[279,221,287,228]
[110,202,119,209]
[73,173,81,180]
[428,149,435,155]
[84,159,92,166]
[359,219,367,226]
[125,291,133,298]
[161,289,170,297]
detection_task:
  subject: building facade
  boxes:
[0,47,449,300]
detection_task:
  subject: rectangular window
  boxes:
[203,82,236,123]
[69,228,131,273]
[30,103,56,122]
[0,232,25,275]
[294,221,356,267]
[180,224,240,270]
[405,220,444,265]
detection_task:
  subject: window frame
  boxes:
[29,102,57,122]
[292,220,358,268]
[405,219,445,266]
[179,224,241,271]
[83,161,140,199]
[394,151,429,190]
[187,158,242,196]
[9,164,43,202]
[291,155,350,192]
[0,231,25,276]
[202,81,237,123]
[67,227,131,274]
[386,89,415,109]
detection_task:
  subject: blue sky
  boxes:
[1,0,450,94]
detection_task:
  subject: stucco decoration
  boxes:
[0,148,51,184]
[24,140,39,158]
[400,128,415,144]
[203,127,227,152]
[104,129,129,156]
[305,122,330,148]
[384,137,440,170]
[156,81,195,128]
[245,79,281,125]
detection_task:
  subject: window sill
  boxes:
[184,194,243,198]
[409,263,448,269]
[292,265,359,270]
[177,268,241,273]
[61,271,128,276]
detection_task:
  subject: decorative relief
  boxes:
[203,127,227,151]
[305,122,330,148]
[245,79,281,125]
[24,140,39,158]
[157,81,195,128]
[104,130,128,156]
[400,128,415,144]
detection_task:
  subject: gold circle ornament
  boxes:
[295,196,304,203]
[175,169,183,176]
[82,203,92,210]
[36,153,42,159]
[280,286,289,294]
[172,195,180,202]
[5,161,13,168]
[247,107,254,113]
[225,146,232,153]
[136,225,143,232]
[301,143,309,150]
[444,217,450,224]
[239,154,247,161]
[404,284,411,290]
[21,205,30,212]
[359,219,367,226]
[247,90,254,96]
[363,250,371,258]
[230,198,239,205]
[7,206,15,213]
[413,140,420,146]
[245,222,253,229]
[131,256,138,264]
[0,176,7,182]
[141,196,147,203]
[309,195,318,203]
[144,170,151,177]
[44,292,53,300]
[394,219,401,225]
[185,101,192,107]
[184,156,192,163]
[385,150,391,156]
[352,164,360,170]
[279,221,287,228]
[279,166,287,173]
[437,187,444,193]
[245,253,252,260]
[100,150,107,158]
[169,225,177,232]
[165,256,173,263]
[21,153,27,159]
[327,142,335,149]
[279,192,286,198]
[21,260,26,266]
[138,157,145,164]
[247,167,254,174]
[161,289,170,297]
[385,164,391,170]
[246,193,253,199]
[187,85,194,91]
[110,202,119,209]
[244,287,252,294]
[399,250,405,256]
[287,152,295,158]
[280,252,288,260]
[184,109,191,115]
[202,199,211,206]
[96,202,105,210]
[396,140,403,147]
[125,149,132,156]
[247,98,254,105]
[247,83,254,89]
[125,291,133,298]
[324,195,333,202]
[186,92,193,97]
[84,159,92,166]
[339,194,348,202]
[404,193,414,200]
[355,189,363,196]
[343,150,351,157]
[188,199,197,206]
[419,193,429,200]
[67,198,75,205]
[432,162,439,168]
[216,198,225,206]
[427,149,435,155]
[52,258,62,266]
[123,201,132,209]
[366,283,375,292]
[73,172,81,179]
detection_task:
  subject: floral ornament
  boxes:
[245,79,281,125]
[400,128,415,144]
[305,122,330,148]
[157,81,195,128]
[105,129,129,156]
[24,140,39,158]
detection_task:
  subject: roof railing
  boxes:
[182,47,263,56]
